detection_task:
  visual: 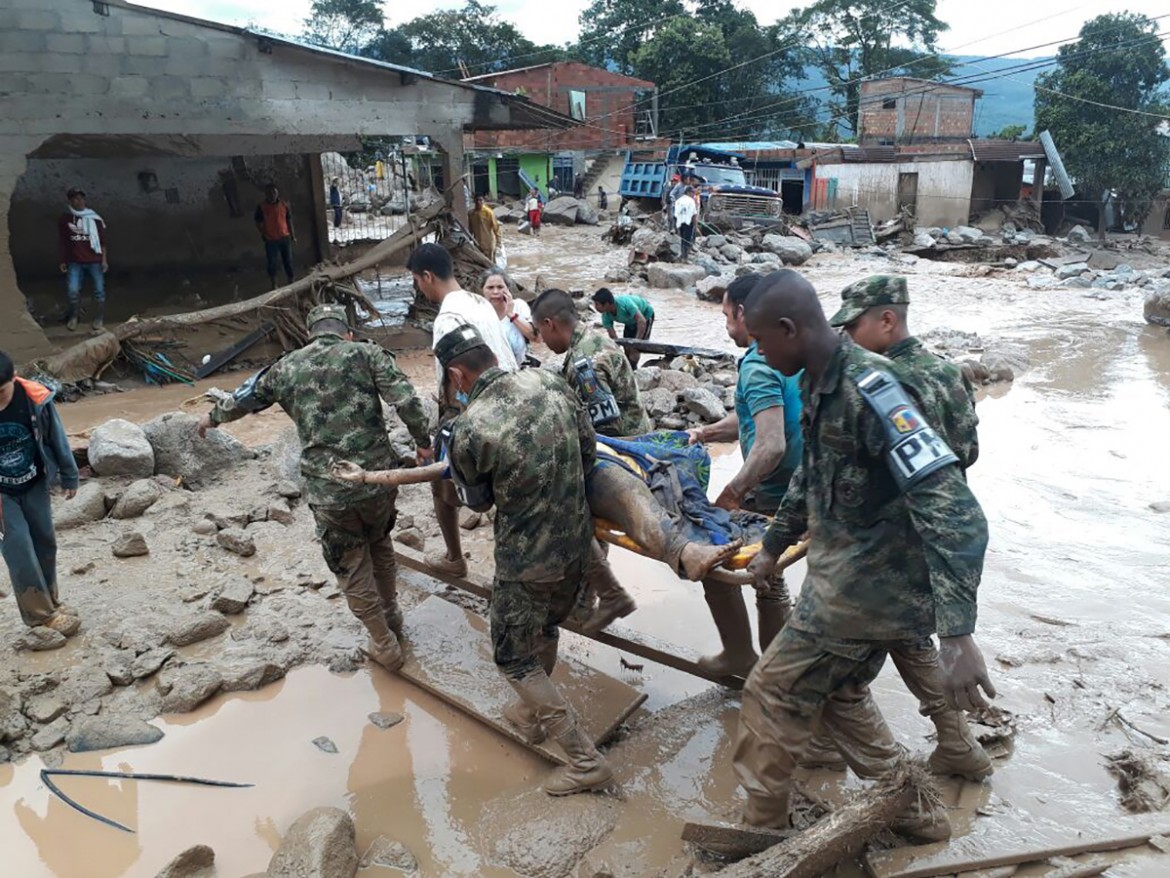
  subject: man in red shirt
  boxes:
[57,188,108,331]
[254,184,296,290]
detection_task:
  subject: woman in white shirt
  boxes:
[482,267,536,365]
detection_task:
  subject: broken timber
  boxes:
[194,321,274,379]
[614,338,735,362]
[864,815,1170,878]
[398,597,645,765]
[682,821,795,857]
[702,764,921,878]
[394,544,749,689]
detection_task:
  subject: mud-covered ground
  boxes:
[2,223,1170,877]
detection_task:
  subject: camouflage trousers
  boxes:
[311,492,400,638]
[490,555,586,680]
[732,625,907,826]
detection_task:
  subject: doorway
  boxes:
[897,172,919,216]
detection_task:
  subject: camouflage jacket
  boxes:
[763,337,988,640]
[210,334,431,507]
[886,336,979,471]
[561,324,652,438]
[450,367,596,582]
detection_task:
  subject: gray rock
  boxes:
[750,251,783,266]
[360,836,417,872]
[1059,276,1093,289]
[912,231,936,248]
[953,225,982,243]
[682,387,727,423]
[720,243,744,262]
[693,254,724,277]
[18,627,67,651]
[131,648,176,680]
[192,518,219,536]
[55,482,109,530]
[0,746,9,763]
[168,612,231,647]
[251,618,290,643]
[275,480,302,500]
[1149,501,1170,514]
[57,668,113,707]
[368,712,404,730]
[267,500,294,525]
[1067,224,1092,244]
[220,659,285,693]
[981,342,1030,382]
[216,527,256,558]
[1015,260,1042,272]
[575,199,598,225]
[641,388,679,419]
[711,370,737,388]
[761,234,812,265]
[66,714,164,752]
[112,531,150,558]
[1027,275,1058,289]
[695,274,732,303]
[30,717,69,751]
[1145,288,1170,327]
[88,419,155,478]
[159,665,225,713]
[705,234,728,249]
[394,528,425,550]
[312,736,339,754]
[211,577,255,615]
[1054,262,1089,281]
[656,370,700,393]
[143,411,254,486]
[266,806,357,878]
[24,694,68,724]
[541,196,580,225]
[655,414,687,430]
[647,263,707,289]
[603,268,630,283]
[110,479,165,519]
[634,367,661,392]
[105,653,135,687]
[631,227,680,261]
[154,844,216,878]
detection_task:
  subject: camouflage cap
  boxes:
[435,324,489,371]
[306,303,350,331]
[829,275,910,327]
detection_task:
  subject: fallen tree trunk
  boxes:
[713,765,923,878]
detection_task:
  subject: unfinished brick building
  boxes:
[858,78,982,146]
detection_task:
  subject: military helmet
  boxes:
[306,303,350,332]
[435,324,489,371]
[829,275,910,327]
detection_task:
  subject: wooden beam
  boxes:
[682,820,795,857]
[394,544,748,689]
[864,819,1170,878]
[614,338,735,362]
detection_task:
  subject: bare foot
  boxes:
[680,539,743,581]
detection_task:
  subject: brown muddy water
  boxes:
[6,226,1170,876]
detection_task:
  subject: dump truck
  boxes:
[618,144,784,227]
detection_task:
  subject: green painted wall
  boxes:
[519,153,552,196]
[487,156,498,200]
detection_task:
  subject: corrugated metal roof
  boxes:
[839,145,898,163]
[969,140,1047,162]
[696,141,800,152]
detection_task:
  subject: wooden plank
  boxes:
[398,597,646,766]
[682,820,795,857]
[864,818,1170,878]
[194,321,274,378]
[395,545,748,689]
[613,338,735,362]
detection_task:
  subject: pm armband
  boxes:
[855,368,958,490]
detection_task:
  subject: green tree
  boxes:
[630,17,731,134]
[577,0,686,75]
[370,0,561,77]
[782,0,951,138]
[302,0,384,53]
[1035,13,1169,232]
[988,123,1028,141]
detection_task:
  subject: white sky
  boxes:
[135,0,1170,59]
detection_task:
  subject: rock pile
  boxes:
[635,359,737,430]
[494,196,601,228]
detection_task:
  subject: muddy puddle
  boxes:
[11,225,1170,876]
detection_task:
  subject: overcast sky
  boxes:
[134,0,1169,59]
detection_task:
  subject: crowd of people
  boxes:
[8,197,996,841]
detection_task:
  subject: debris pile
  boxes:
[1105,750,1170,813]
[920,329,1029,384]
[634,358,738,430]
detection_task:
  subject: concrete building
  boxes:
[462,62,657,202]
[0,0,569,361]
[858,78,982,146]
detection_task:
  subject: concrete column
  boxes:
[1032,159,1047,210]
[0,136,54,362]
[305,152,329,263]
[429,133,467,225]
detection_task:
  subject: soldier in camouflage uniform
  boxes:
[731,270,995,841]
[790,274,992,782]
[197,304,432,672]
[438,324,615,797]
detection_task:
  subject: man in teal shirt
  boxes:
[686,273,803,675]
[591,288,655,366]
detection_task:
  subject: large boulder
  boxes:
[66,715,164,753]
[682,387,727,422]
[1054,262,1089,281]
[154,845,216,878]
[761,235,812,265]
[1145,286,1170,327]
[143,412,253,486]
[266,807,358,878]
[631,227,680,262]
[641,388,679,419]
[953,225,983,244]
[647,263,707,289]
[575,200,599,225]
[541,196,580,226]
[88,419,155,478]
[696,275,733,303]
[54,482,109,530]
[1067,224,1092,244]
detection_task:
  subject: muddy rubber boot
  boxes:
[91,304,105,331]
[742,791,792,830]
[65,305,79,332]
[755,594,791,654]
[928,710,994,781]
[696,585,758,678]
[360,612,404,672]
[891,796,952,843]
[580,542,636,634]
[424,550,467,578]
[42,613,81,638]
[797,732,847,771]
[503,701,548,745]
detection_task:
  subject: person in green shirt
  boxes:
[591,288,655,367]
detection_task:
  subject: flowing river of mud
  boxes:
[2,226,1169,876]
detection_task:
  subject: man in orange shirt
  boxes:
[254,184,296,290]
